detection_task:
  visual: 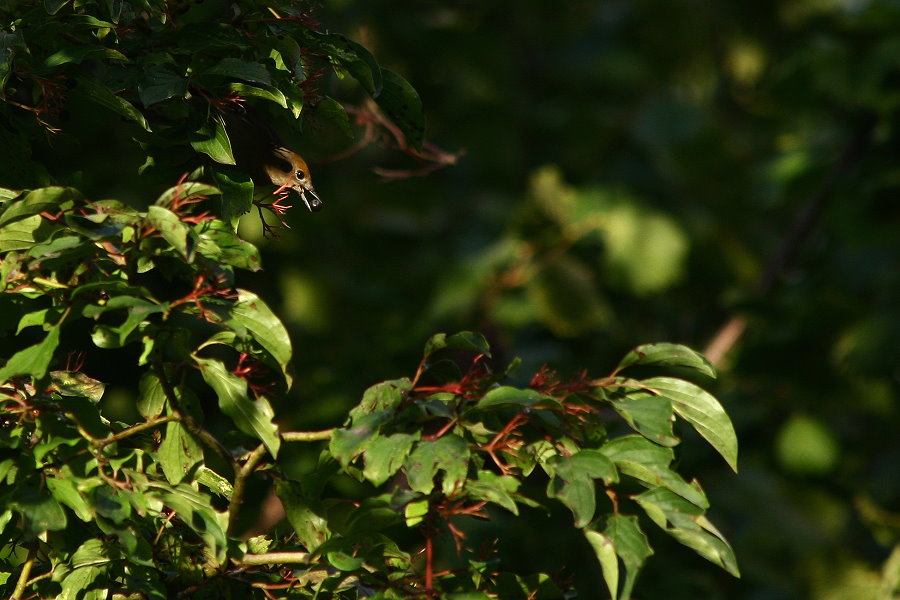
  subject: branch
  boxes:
[236,551,310,566]
[227,442,270,536]
[704,114,878,367]
[92,414,180,449]
[11,547,36,600]
[281,429,333,442]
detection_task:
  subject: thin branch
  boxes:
[281,429,333,442]
[227,443,270,536]
[11,547,36,600]
[236,551,309,566]
[92,414,180,449]
[704,114,878,367]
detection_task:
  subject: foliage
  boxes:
[0,1,744,599]
[0,184,739,598]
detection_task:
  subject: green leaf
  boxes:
[314,96,353,138]
[205,57,272,85]
[285,29,382,95]
[362,432,418,486]
[197,466,233,497]
[330,411,387,468]
[269,34,304,78]
[137,371,165,418]
[159,422,203,484]
[634,487,739,577]
[59,566,103,600]
[585,530,619,600]
[50,371,105,401]
[465,470,522,515]
[601,436,708,508]
[546,450,617,527]
[152,482,228,560]
[423,331,491,360]
[232,289,293,388]
[154,181,221,207]
[472,386,561,411]
[11,485,67,535]
[210,166,254,227]
[138,65,188,107]
[327,551,365,572]
[0,186,81,229]
[147,205,191,260]
[349,378,412,420]
[75,76,150,131]
[616,343,716,379]
[226,82,287,107]
[604,514,653,599]
[195,220,261,271]
[46,477,94,521]
[0,322,60,383]
[64,396,108,439]
[611,393,679,446]
[27,234,84,259]
[404,499,429,527]
[44,44,127,67]
[375,69,426,151]
[0,213,42,251]
[405,435,470,495]
[191,115,235,165]
[643,377,738,472]
[194,356,280,457]
[276,479,330,552]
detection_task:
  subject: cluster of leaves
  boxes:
[0,182,738,598]
[0,0,423,220]
[0,182,286,598]
[325,333,739,599]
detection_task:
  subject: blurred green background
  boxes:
[86,0,900,597]
[240,1,899,597]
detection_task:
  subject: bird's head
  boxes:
[264,147,323,212]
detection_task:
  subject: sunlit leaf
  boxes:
[611,393,679,447]
[585,530,619,600]
[0,322,60,383]
[232,289,293,388]
[362,432,418,486]
[191,115,235,165]
[147,206,190,259]
[276,479,330,552]
[634,487,739,577]
[616,343,716,379]
[601,436,708,508]
[158,422,203,484]
[0,186,81,229]
[643,377,738,472]
[472,386,561,411]
[194,356,280,457]
[405,435,470,495]
[423,331,491,360]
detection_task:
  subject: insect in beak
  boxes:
[299,186,323,212]
[268,147,323,213]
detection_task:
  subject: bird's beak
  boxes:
[299,185,323,212]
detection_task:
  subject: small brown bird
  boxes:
[223,107,323,212]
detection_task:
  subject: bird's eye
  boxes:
[295,169,306,180]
